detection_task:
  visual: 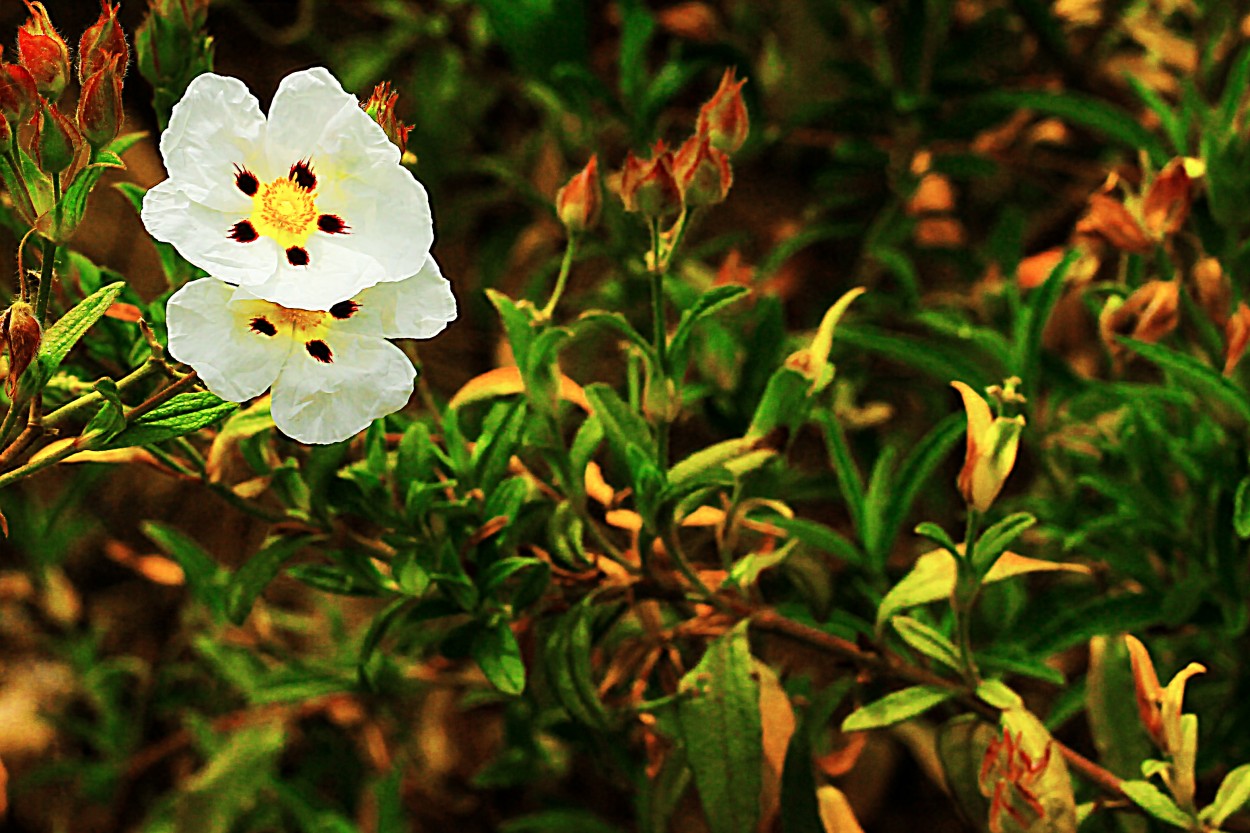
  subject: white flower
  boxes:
[141,67,433,310]
[165,256,457,444]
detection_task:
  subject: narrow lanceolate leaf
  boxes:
[1012,248,1078,388]
[1120,780,1194,829]
[104,391,238,449]
[972,511,1036,577]
[1235,476,1250,538]
[226,535,319,625]
[141,520,224,618]
[891,616,960,670]
[1119,337,1250,424]
[841,685,954,732]
[43,281,126,367]
[677,621,762,833]
[472,620,526,695]
[1203,762,1250,827]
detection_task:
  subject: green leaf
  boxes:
[1086,637,1153,779]
[841,685,954,732]
[676,621,762,833]
[104,391,237,449]
[668,436,771,486]
[1124,74,1186,154]
[891,616,960,670]
[753,514,865,568]
[871,412,965,565]
[816,411,867,537]
[936,716,997,832]
[576,311,660,368]
[472,620,526,695]
[617,0,654,113]
[973,90,1169,166]
[1120,780,1194,829]
[141,520,224,617]
[668,285,750,372]
[36,281,126,379]
[1236,476,1250,538]
[974,679,1022,710]
[486,289,536,368]
[1203,762,1250,827]
[172,723,287,833]
[476,0,589,86]
[81,378,126,446]
[543,600,611,729]
[1012,248,1079,389]
[226,535,316,625]
[748,366,812,439]
[584,383,652,459]
[1119,337,1250,424]
[972,512,1037,577]
[914,522,959,556]
[833,323,990,388]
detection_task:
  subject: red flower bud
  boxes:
[361,81,413,155]
[17,2,71,101]
[2,301,41,399]
[696,68,749,154]
[619,141,683,219]
[78,1,129,82]
[77,56,124,148]
[0,54,39,126]
[555,154,600,233]
[674,132,732,206]
[35,99,84,175]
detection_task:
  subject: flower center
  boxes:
[250,177,318,249]
[274,306,326,334]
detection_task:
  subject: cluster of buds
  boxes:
[135,0,211,129]
[361,81,414,158]
[0,3,130,229]
[978,729,1052,833]
[951,378,1026,513]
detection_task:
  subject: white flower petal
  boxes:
[315,163,433,285]
[159,72,268,210]
[166,278,291,401]
[244,235,388,310]
[142,180,281,285]
[269,332,415,444]
[265,67,400,172]
[358,255,457,339]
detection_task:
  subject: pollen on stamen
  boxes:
[306,339,333,363]
[289,159,316,191]
[317,214,349,234]
[286,246,310,266]
[329,300,359,320]
[229,220,259,242]
[233,164,259,196]
[249,316,277,336]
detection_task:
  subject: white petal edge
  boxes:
[269,331,415,444]
[358,255,457,340]
[142,180,281,286]
[159,72,268,210]
[243,233,388,310]
[166,277,291,402]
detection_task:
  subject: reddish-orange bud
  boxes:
[2,301,41,399]
[555,154,600,233]
[35,99,84,175]
[77,56,124,148]
[78,1,129,82]
[361,81,413,155]
[696,68,749,154]
[619,142,683,219]
[1225,302,1250,376]
[0,54,39,127]
[17,2,71,101]
[674,132,732,206]
[1193,256,1231,329]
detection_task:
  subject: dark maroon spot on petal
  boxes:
[234,164,258,196]
[306,339,333,363]
[317,213,349,234]
[286,246,310,266]
[289,159,316,190]
[229,220,258,242]
[329,300,359,320]
[249,316,277,336]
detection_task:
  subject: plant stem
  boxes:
[34,231,57,325]
[44,359,168,430]
[954,508,982,686]
[540,235,578,319]
[648,219,670,465]
[124,370,199,421]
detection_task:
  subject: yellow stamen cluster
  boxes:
[250,177,318,249]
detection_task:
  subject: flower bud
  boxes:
[78,1,129,82]
[555,154,600,233]
[17,2,71,101]
[361,81,413,155]
[1193,256,1230,329]
[35,99,84,175]
[77,57,124,148]
[2,300,41,398]
[696,68,749,154]
[674,132,732,206]
[0,57,39,126]
[1225,302,1250,376]
[952,379,1025,513]
[619,142,682,219]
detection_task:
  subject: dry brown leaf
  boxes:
[757,661,796,829]
[817,785,866,833]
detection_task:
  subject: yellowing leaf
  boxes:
[449,366,591,411]
[756,661,795,829]
[817,786,865,833]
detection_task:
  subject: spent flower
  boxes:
[141,67,434,309]
[361,81,412,156]
[166,257,457,444]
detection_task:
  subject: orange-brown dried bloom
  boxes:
[555,154,600,233]
[1076,159,1198,253]
[674,132,732,206]
[696,68,748,154]
[361,81,413,156]
[1193,256,1231,329]
[619,141,682,219]
[78,1,128,82]
[2,301,41,398]
[1098,280,1180,364]
[1225,302,1250,376]
[17,2,71,100]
